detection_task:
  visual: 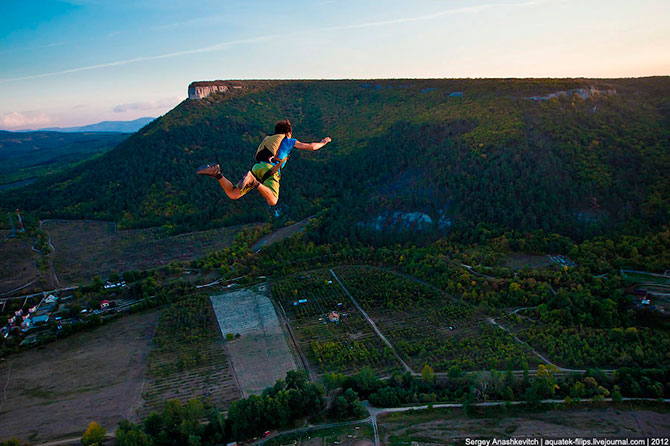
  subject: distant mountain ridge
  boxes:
[33,117,155,133]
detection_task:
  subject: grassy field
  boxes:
[0,236,44,295]
[210,285,298,396]
[378,405,670,443]
[271,269,401,377]
[503,253,554,270]
[333,266,538,371]
[265,422,374,446]
[0,310,160,443]
[622,271,670,285]
[43,220,248,284]
[140,295,240,418]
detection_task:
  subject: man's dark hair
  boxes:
[274,119,292,135]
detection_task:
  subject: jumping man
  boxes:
[196,119,331,206]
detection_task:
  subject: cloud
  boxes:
[0,0,549,84]
[0,41,65,56]
[0,111,53,130]
[112,97,182,113]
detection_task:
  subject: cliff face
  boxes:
[529,87,616,101]
[188,81,244,99]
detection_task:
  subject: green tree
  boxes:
[81,421,106,446]
[421,364,435,383]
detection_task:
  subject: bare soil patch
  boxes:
[251,217,313,252]
[0,310,160,443]
[379,407,670,443]
[0,236,44,295]
[503,253,553,271]
[210,286,297,396]
[42,220,248,284]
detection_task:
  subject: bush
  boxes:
[81,421,106,446]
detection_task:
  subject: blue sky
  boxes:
[1,0,668,130]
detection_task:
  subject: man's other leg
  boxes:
[256,184,278,206]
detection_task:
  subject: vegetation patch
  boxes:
[141,294,240,417]
[334,266,536,371]
[271,269,400,376]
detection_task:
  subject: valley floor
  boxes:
[378,406,670,443]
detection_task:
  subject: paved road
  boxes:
[329,268,413,373]
[0,285,78,301]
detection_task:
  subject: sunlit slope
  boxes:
[6,78,670,236]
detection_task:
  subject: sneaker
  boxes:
[236,171,260,194]
[196,163,221,178]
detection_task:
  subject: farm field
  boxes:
[141,295,240,418]
[333,266,538,371]
[210,286,297,396]
[0,236,44,295]
[251,216,313,252]
[503,253,554,270]
[43,220,249,284]
[0,310,160,443]
[503,316,670,369]
[265,422,374,446]
[271,269,401,377]
[378,406,670,443]
[622,271,670,285]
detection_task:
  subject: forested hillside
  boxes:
[3,78,669,239]
[0,131,129,185]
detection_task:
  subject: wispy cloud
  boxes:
[0,0,547,84]
[0,34,279,84]
[0,41,65,56]
[148,14,231,32]
[112,97,182,113]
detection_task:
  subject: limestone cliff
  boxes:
[188,81,243,99]
[529,87,616,101]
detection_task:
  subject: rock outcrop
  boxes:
[188,81,244,100]
[529,87,616,101]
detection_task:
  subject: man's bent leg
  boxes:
[256,183,278,206]
[218,175,244,200]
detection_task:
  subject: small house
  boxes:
[45,294,59,304]
[100,300,111,309]
[32,314,49,324]
[328,311,340,323]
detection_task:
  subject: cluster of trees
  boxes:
[391,322,533,371]
[116,371,325,445]
[332,365,669,409]
[310,339,394,370]
[521,325,670,369]
[148,294,220,376]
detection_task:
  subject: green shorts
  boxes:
[250,162,280,198]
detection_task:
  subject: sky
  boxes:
[1,0,668,130]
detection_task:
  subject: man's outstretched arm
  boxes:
[294,137,331,151]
